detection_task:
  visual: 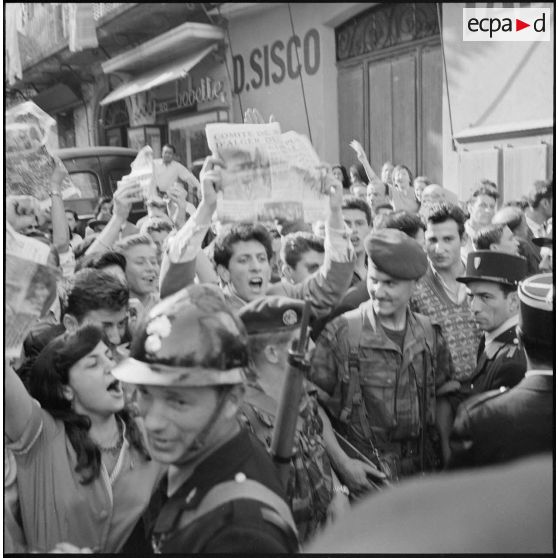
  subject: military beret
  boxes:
[457,251,528,287]
[517,273,554,345]
[237,296,306,334]
[364,229,427,280]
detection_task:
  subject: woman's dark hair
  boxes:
[349,163,368,185]
[332,164,350,190]
[26,325,150,484]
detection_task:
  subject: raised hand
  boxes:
[113,181,142,221]
[349,139,380,183]
[199,156,225,210]
[349,139,367,162]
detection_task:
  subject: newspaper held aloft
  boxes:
[205,122,329,223]
[118,145,155,199]
[6,101,81,205]
[5,224,59,359]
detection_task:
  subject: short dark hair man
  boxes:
[525,179,553,238]
[114,285,299,553]
[341,195,373,286]
[472,224,520,255]
[22,269,129,364]
[280,231,325,285]
[464,186,500,259]
[449,273,553,469]
[456,250,528,396]
[412,203,481,384]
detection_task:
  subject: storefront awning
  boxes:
[101,22,225,75]
[100,44,218,106]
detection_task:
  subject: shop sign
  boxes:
[232,28,320,93]
[156,76,226,114]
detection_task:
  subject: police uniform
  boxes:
[456,251,528,397]
[310,229,457,479]
[450,273,554,469]
[113,284,299,553]
[237,297,334,543]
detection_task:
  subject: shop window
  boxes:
[102,100,129,147]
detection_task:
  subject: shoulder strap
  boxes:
[175,478,298,539]
[339,308,363,424]
[340,309,375,443]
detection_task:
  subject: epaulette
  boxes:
[463,386,508,410]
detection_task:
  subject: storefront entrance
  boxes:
[336,3,442,183]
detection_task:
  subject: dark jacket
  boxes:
[449,374,554,469]
[467,325,527,395]
[140,429,298,554]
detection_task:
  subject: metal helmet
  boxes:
[113,284,248,387]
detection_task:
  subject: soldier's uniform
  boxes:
[450,273,554,469]
[113,284,299,553]
[310,229,457,480]
[237,297,334,543]
[455,251,529,398]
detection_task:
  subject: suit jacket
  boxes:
[467,326,526,395]
[449,374,554,469]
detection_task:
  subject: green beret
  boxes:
[237,296,305,334]
[364,229,427,280]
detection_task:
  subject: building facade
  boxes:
[7,2,553,202]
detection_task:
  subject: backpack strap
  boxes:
[340,309,375,443]
[175,478,298,541]
[339,308,364,425]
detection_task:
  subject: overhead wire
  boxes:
[436,3,456,151]
[287,3,313,143]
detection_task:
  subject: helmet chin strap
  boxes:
[187,388,231,455]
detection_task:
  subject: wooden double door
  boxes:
[338,40,442,184]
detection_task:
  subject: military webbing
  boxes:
[341,306,437,467]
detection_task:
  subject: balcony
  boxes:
[11,3,222,91]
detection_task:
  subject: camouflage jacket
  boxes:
[310,302,455,463]
[238,381,334,543]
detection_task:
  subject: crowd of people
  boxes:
[4,110,554,554]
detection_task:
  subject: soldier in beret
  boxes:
[310,228,458,482]
[450,273,554,468]
[237,296,385,542]
[113,284,298,553]
[455,250,528,397]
